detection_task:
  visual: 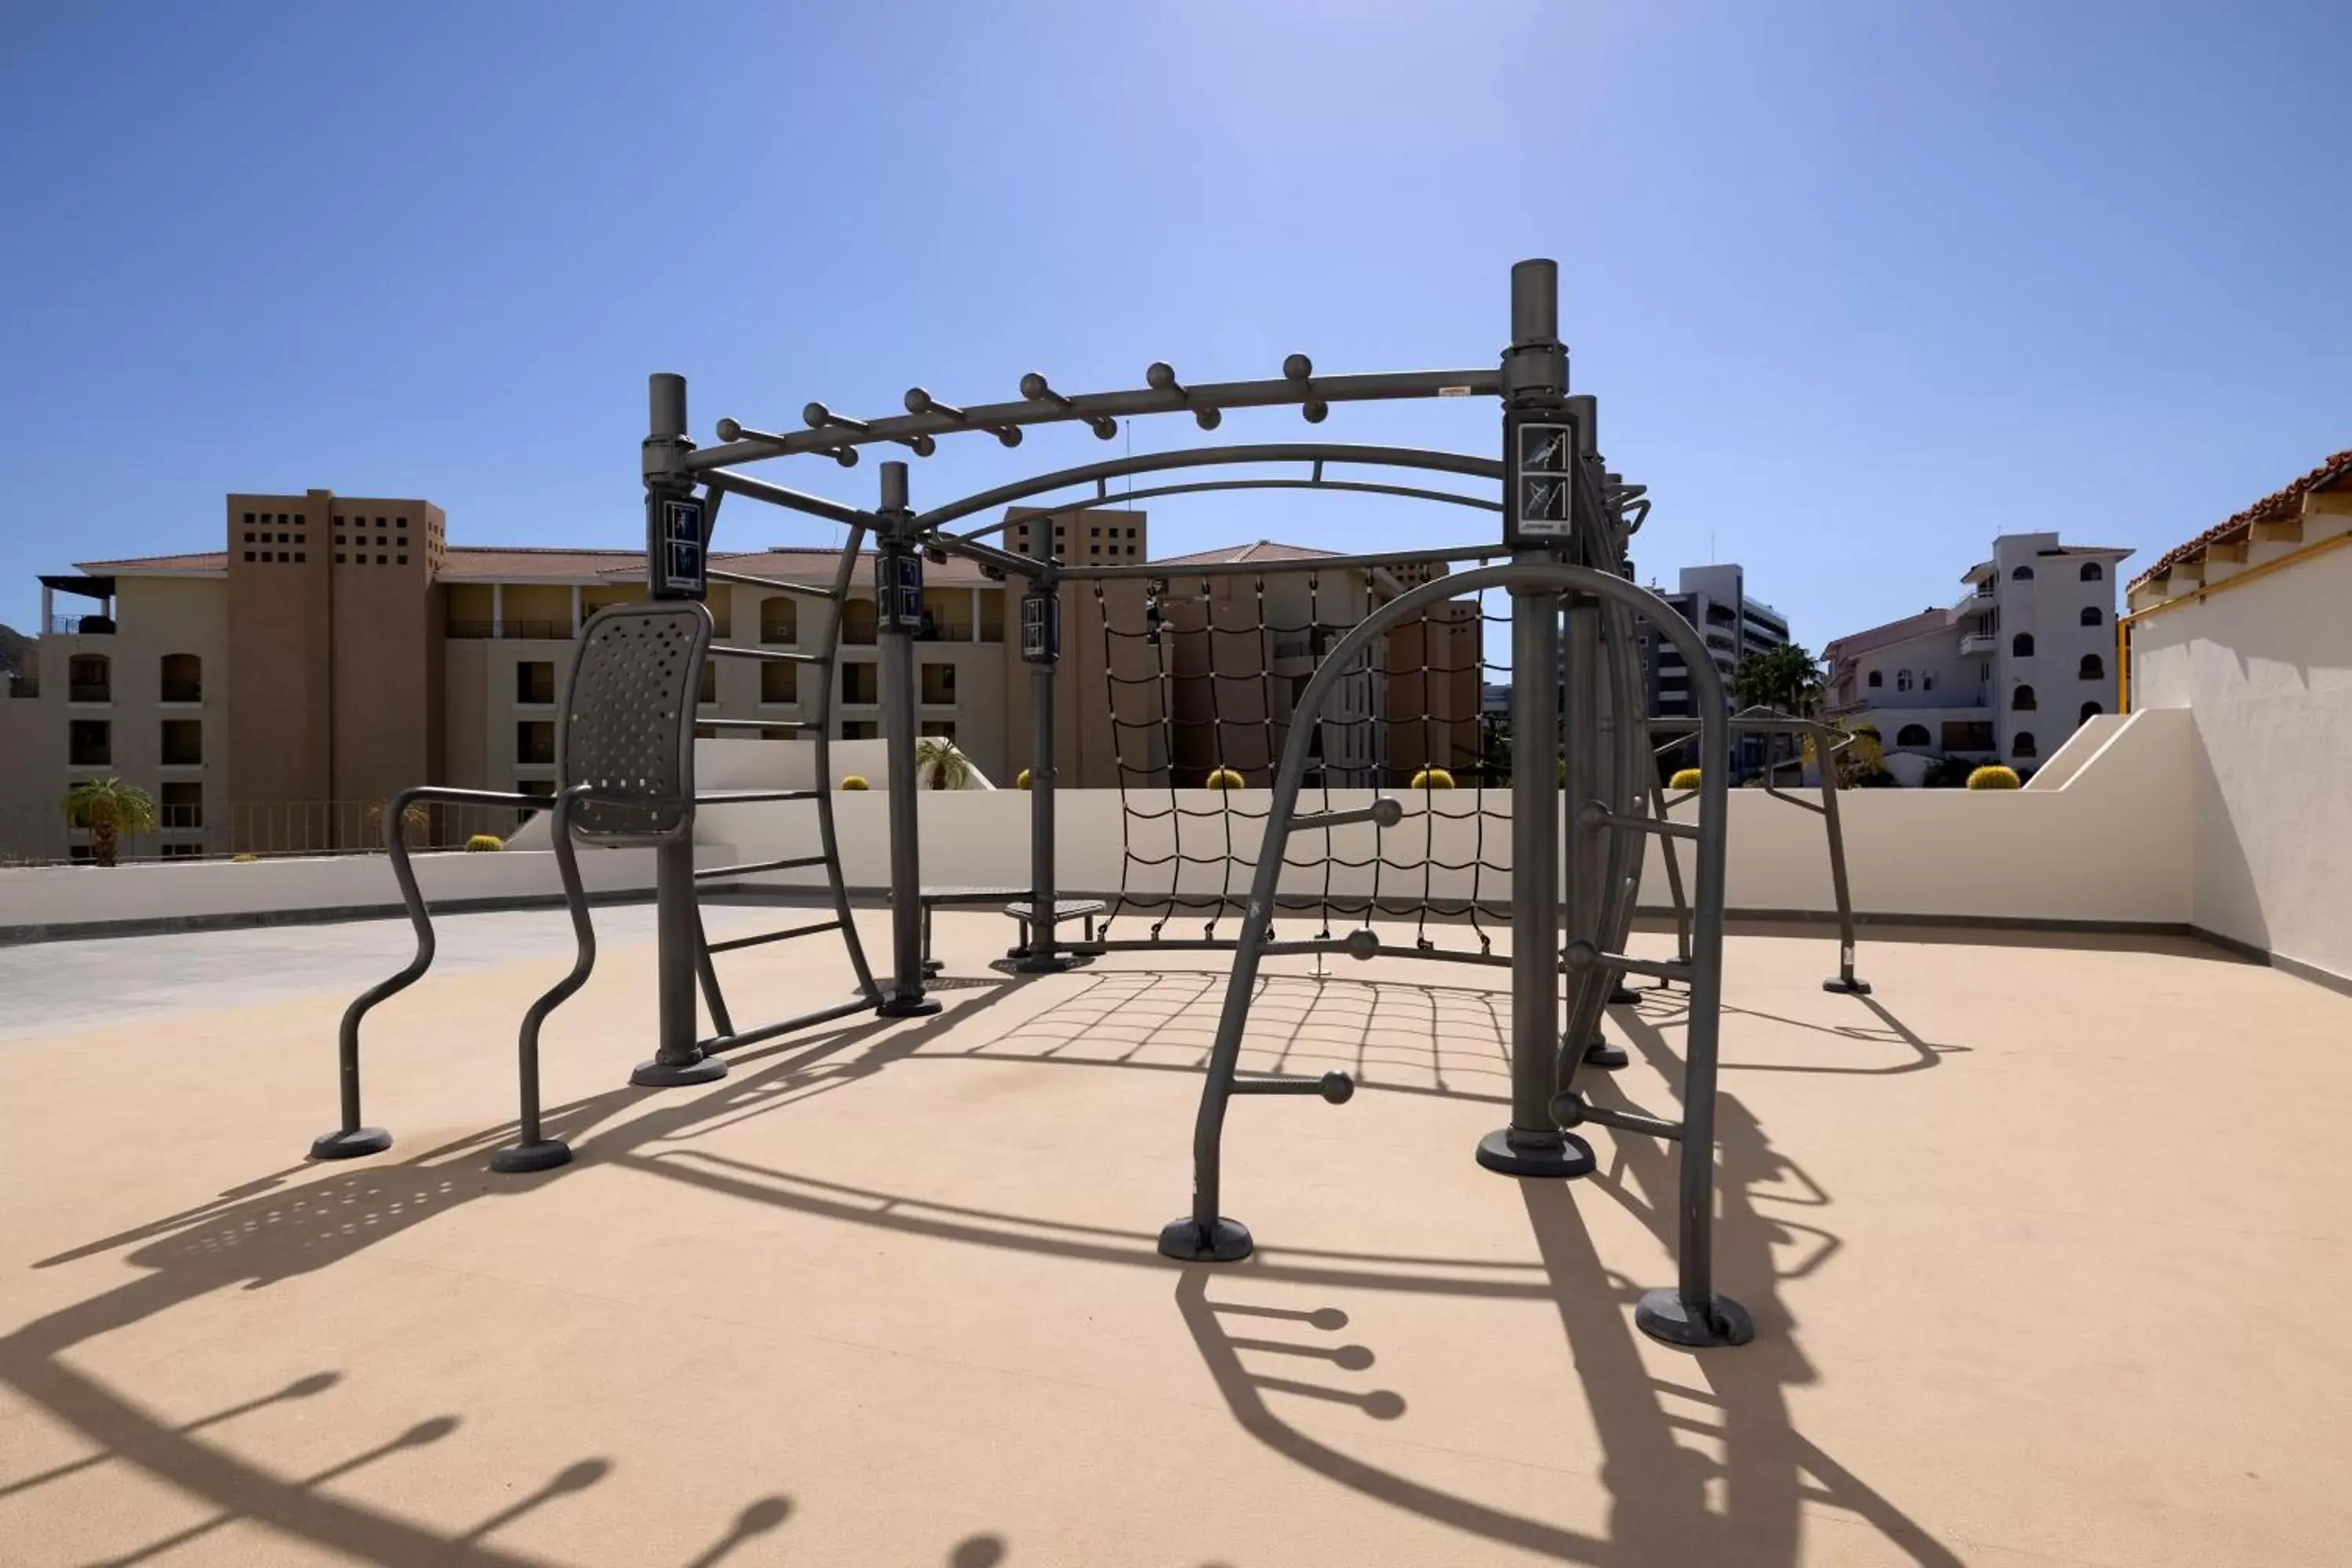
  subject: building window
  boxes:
[67,654,110,703]
[760,662,798,704]
[160,653,202,702]
[2012,633,2034,657]
[68,719,111,766]
[2012,564,2034,581]
[840,662,879,706]
[2078,653,2104,680]
[840,720,879,741]
[697,663,717,706]
[1921,672,1936,691]
[1895,670,1913,692]
[161,781,203,829]
[1943,720,1995,753]
[2080,561,2103,582]
[516,661,555,704]
[2080,701,2103,724]
[2082,606,2103,627]
[2012,684,2038,712]
[516,720,555,765]
[840,598,878,645]
[760,597,799,644]
[2012,731,2037,758]
[1896,723,1932,749]
[920,662,956,704]
[920,720,956,739]
[161,719,202,765]
[1867,670,1882,688]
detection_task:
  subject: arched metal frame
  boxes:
[632,260,1751,1348]
[1149,560,1748,1348]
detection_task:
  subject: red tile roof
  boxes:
[1150,539,1347,568]
[2129,448,2352,592]
[1821,607,1958,664]
[74,551,229,572]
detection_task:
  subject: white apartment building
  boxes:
[1824,532,2130,770]
[1640,564,1792,775]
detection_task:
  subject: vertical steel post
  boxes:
[877,461,942,1017]
[1813,720,1871,995]
[1478,259,1594,1179]
[1017,513,1070,971]
[633,372,728,1087]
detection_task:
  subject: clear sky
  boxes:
[3,2,2347,647]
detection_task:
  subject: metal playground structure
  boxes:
[307,260,1765,1349]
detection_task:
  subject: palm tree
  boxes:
[913,736,975,790]
[60,776,158,866]
[1732,643,1824,715]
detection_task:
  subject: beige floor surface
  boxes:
[2,908,2347,1566]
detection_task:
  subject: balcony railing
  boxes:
[5,674,38,699]
[68,681,110,702]
[49,614,114,635]
[447,619,573,641]
[1958,633,1998,655]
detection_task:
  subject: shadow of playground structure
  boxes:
[4,971,1962,1566]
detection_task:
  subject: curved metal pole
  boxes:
[309,785,543,1162]
[957,474,1503,521]
[495,784,597,1174]
[916,443,1504,539]
[1160,558,1740,1353]
[814,521,880,1003]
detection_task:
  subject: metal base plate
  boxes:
[309,1127,392,1161]
[1011,952,1080,974]
[1474,1128,1595,1178]
[1822,977,1874,996]
[1635,1287,1755,1348]
[876,994,944,1018]
[630,1055,728,1087]
[1582,1040,1630,1070]
[1158,1216,1254,1262]
[490,1139,572,1174]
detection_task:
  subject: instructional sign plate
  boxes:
[1505,416,1579,543]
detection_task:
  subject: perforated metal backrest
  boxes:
[561,601,710,844]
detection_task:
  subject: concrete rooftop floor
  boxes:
[1,903,2348,1567]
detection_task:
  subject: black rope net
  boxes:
[1086,564,1512,956]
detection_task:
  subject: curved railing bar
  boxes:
[1159,559,1749,1348]
[985,474,1502,519]
[309,784,593,1167]
[687,368,1503,473]
[809,520,881,1006]
[918,444,1505,540]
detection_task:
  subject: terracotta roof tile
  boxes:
[2129,448,2352,592]
[74,551,229,572]
[1822,607,1958,663]
[1149,539,1347,568]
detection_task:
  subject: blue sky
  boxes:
[3,2,2346,644]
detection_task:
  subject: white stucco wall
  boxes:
[2130,543,2352,982]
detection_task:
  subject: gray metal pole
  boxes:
[1017,508,1068,971]
[1477,258,1592,1179]
[631,371,728,1087]
[877,461,941,1018]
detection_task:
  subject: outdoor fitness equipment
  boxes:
[307,257,1749,1348]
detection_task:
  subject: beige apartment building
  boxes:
[1,492,1481,862]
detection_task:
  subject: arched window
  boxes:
[67,653,111,702]
[1867,670,1882,688]
[2080,701,2102,724]
[2080,561,2103,583]
[759,597,798,644]
[2012,684,2038,711]
[2081,605,2102,627]
[2078,653,2104,680]
[1896,670,1913,692]
[2013,731,2038,758]
[840,597,878,645]
[2012,633,2035,657]
[160,653,201,702]
[2012,564,2035,581]
[1896,723,1932,748]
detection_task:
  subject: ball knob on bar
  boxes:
[1022,371,1118,439]
[715,418,742,441]
[904,387,967,420]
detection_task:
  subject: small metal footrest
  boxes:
[1230,1071,1354,1102]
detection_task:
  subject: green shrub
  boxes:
[1409,768,1456,789]
[1966,764,2021,791]
[1669,768,1703,791]
[464,833,504,852]
[840,775,870,790]
[1204,768,1246,789]
[231,852,259,863]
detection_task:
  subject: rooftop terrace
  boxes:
[3,904,2347,1566]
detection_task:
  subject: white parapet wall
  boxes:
[0,712,2197,938]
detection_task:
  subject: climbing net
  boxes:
[1083,564,1515,956]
